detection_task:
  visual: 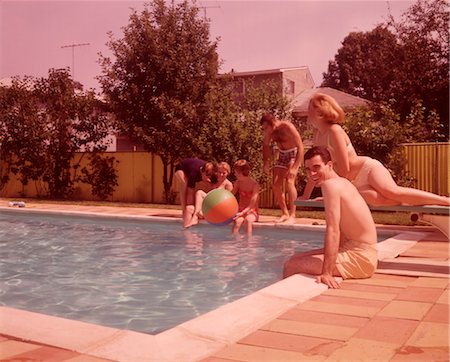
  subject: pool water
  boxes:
[0,212,379,334]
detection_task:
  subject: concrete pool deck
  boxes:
[0,201,448,361]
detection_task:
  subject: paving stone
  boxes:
[406,321,449,348]
[377,300,433,321]
[352,316,419,345]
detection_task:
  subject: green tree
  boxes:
[322,0,449,139]
[195,78,293,186]
[345,103,413,185]
[99,0,219,201]
[322,26,400,103]
[0,76,44,191]
[0,69,117,199]
[387,0,449,135]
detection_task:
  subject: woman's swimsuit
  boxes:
[325,133,383,190]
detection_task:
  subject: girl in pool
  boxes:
[232,159,260,235]
[184,161,233,228]
[300,93,450,206]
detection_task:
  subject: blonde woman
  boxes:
[300,93,450,206]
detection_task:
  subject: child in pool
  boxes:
[232,159,260,235]
[184,161,233,228]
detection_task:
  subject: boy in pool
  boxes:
[232,159,260,235]
[184,161,233,228]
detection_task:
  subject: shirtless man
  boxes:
[283,146,378,289]
[261,113,304,224]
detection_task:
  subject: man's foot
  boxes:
[275,214,290,223]
[280,216,295,225]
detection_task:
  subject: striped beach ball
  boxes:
[202,189,239,226]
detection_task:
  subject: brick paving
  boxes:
[0,201,448,361]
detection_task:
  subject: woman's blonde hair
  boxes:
[309,93,345,124]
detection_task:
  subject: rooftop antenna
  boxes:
[198,2,220,19]
[60,42,90,79]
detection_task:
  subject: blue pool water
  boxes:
[0,211,389,334]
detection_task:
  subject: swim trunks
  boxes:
[351,158,384,190]
[274,147,297,169]
[335,240,378,279]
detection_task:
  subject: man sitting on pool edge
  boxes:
[283,146,378,289]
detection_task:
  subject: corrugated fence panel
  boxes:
[402,142,449,196]
[1,143,448,202]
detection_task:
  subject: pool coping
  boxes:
[0,207,431,361]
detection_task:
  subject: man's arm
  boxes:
[319,181,342,288]
[288,123,304,171]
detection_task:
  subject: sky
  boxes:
[0,0,414,92]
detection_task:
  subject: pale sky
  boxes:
[0,0,414,92]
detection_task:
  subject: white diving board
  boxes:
[295,200,450,239]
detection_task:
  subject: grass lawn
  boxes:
[3,197,422,226]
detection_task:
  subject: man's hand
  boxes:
[316,274,341,289]
[263,164,270,175]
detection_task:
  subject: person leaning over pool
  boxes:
[174,158,217,227]
[283,146,378,289]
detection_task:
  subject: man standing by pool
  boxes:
[261,113,304,224]
[283,146,377,289]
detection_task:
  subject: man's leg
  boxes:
[272,168,289,222]
[174,170,187,217]
[284,175,297,224]
[283,250,341,278]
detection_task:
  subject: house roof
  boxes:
[219,66,309,78]
[293,87,370,116]
[0,77,13,87]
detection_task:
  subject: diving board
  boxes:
[295,199,450,239]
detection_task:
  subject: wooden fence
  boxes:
[1,143,448,207]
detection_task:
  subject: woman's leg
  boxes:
[174,170,188,216]
[366,161,450,206]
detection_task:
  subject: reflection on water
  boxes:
[0,212,324,334]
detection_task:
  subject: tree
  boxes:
[322,0,449,139]
[0,69,118,199]
[99,0,219,201]
[0,76,44,191]
[388,0,449,136]
[322,26,401,103]
[195,78,292,185]
[345,102,414,186]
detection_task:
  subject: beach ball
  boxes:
[202,189,238,226]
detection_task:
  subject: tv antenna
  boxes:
[61,42,90,79]
[198,3,220,19]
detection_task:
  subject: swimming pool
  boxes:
[0,210,389,335]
